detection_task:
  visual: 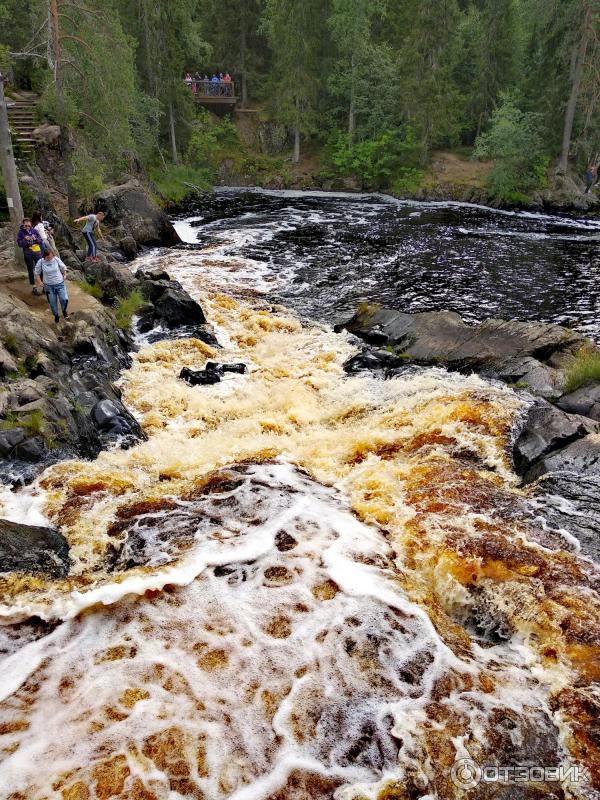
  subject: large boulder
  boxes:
[93,179,180,247]
[154,287,206,328]
[513,399,596,476]
[339,307,587,372]
[83,256,139,299]
[0,518,69,577]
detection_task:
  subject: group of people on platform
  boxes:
[16,210,105,323]
[184,71,233,96]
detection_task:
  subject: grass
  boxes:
[564,347,600,394]
[114,289,145,331]
[0,410,45,436]
[2,335,19,356]
[357,302,381,317]
[76,279,104,300]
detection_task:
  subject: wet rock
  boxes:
[0,518,69,578]
[139,277,184,304]
[179,367,221,386]
[153,287,206,328]
[135,267,171,282]
[119,235,138,261]
[513,399,596,476]
[206,362,246,375]
[532,474,600,562]
[524,434,600,484]
[93,179,181,247]
[0,428,26,457]
[143,322,220,348]
[91,398,144,446]
[343,349,406,375]
[556,381,600,422]
[13,437,46,461]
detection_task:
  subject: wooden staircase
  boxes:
[6,93,38,157]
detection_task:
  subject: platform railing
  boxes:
[186,80,236,99]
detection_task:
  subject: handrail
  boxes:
[185,80,236,98]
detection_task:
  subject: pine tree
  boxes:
[262,0,328,162]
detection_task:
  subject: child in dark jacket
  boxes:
[17,219,45,287]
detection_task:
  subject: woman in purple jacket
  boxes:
[17,218,44,287]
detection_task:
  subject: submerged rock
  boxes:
[179,363,247,386]
[179,367,221,386]
[0,518,69,578]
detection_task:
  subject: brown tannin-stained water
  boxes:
[0,192,599,800]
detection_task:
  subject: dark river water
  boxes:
[174,188,600,338]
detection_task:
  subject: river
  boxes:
[0,191,598,800]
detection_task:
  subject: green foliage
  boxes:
[70,149,105,204]
[186,110,240,175]
[114,290,145,330]
[76,279,104,300]
[1,335,18,356]
[148,165,213,204]
[474,93,549,201]
[564,347,600,394]
[326,127,423,189]
[0,410,45,436]
[392,168,425,195]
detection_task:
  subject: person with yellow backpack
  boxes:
[17,218,45,289]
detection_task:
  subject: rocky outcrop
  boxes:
[339,307,585,376]
[513,399,596,479]
[0,518,69,578]
[556,381,600,421]
[93,179,181,247]
[524,435,600,484]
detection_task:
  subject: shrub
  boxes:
[114,289,144,330]
[392,167,425,195]
[474,92,549,203]
[325,127,424,190]
[0,410,45,436]
[564,347,600,394]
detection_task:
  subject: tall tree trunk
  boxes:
[293,96,300,163]
[49,0,77,216]
[168,101,179,164]
[0,73,24,260]
[348,55,356,144]
[240,3,248,107]
[558,5,591,174]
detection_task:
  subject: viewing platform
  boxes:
[191,80,237,109]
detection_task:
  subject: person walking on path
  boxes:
[34,249,69,323]
[74,210,105,261]
[17,218,44,288]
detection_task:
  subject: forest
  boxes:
[0,0,599,205]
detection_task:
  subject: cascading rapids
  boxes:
[0,219,599,800]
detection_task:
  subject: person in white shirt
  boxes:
[34,249,69,323]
